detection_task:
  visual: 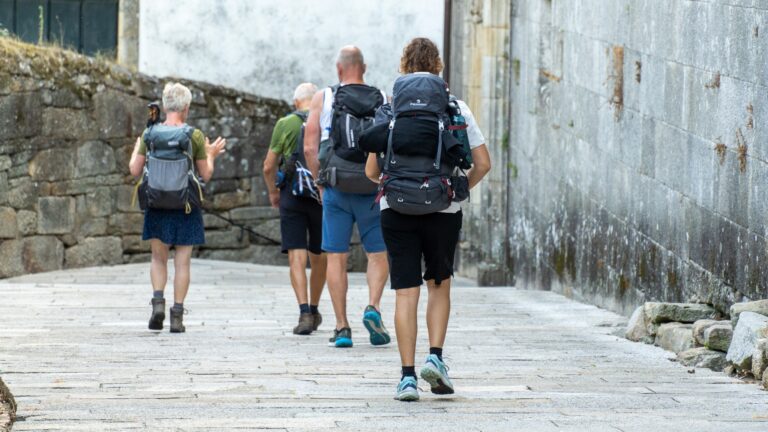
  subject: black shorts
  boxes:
[279,201,323,255]
[380,209,462,289]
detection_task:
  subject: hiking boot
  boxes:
[312,312,322,331]
[169,307,186,333]
[148,298,165,330]
[394,376,419,402]
[363,305,391,346]
[293,313,315,335]
[420,354,454,394]
[328,327,353,348]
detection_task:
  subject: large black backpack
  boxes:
[318,84,384,194]
[280,111,320,202]
[376,73,469,215]
[134,124,205,213]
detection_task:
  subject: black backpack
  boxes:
[318,84,384,194]
[133,124,205,213]
[280,111,320,202]
[375,74,469,215]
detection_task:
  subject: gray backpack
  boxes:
[135,124,205,213]
[376,73,466,215]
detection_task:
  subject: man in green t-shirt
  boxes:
[263,83,327,336]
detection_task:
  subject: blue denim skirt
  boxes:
[142,207,205,246]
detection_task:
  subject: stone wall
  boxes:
[0,37,315,278]
[504,0,768,316]
[449,0,512,285]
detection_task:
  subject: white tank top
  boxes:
[319,85,387,141]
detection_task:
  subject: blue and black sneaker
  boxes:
[328,327,353,348]
[394,376,419,401]
[420,354,454,394]
[363,305,391,346]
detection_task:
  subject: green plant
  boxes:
[0,21,9,38]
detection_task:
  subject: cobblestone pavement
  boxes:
[1,260,767,431]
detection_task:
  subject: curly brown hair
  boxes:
[399,38,443,75]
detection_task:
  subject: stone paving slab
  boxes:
[1,260,767,431]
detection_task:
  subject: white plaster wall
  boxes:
[139,0,444,101]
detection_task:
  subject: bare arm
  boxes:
[366,153,381,184]
[303,90,324,179]
[195,136,227,183]
[467,144,491,189]
[262,149,281,208]
[129,137,145,178]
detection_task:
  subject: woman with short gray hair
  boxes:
[128,82,228,333]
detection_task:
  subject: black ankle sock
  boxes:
[153,291,164,299]
[310,304,319,314]
[299,303,310,314]
[430,347,443,361]
[401,366,416,378]
[172,302,183,312]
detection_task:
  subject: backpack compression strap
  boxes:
[383,118,443,174]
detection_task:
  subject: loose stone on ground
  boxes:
[731,300,768,327]
[0,377,14,432]
[704,324,734,353]
[644,302,719,324]
[692,319,720,346]
[677,348,728,371]
[726,312,768,371]
[753,339,768,380]
[655,323,694,353]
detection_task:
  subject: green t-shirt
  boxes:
[269,112,305,159]
[138,127,207,160]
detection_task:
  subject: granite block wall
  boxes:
[0,38,371,278]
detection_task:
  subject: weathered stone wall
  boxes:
[449,0,512,285]
[504,0,768,316]
[0,37,301,278]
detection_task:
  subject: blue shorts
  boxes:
[322,188,386,254]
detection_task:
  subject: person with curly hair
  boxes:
[365,38,492,401]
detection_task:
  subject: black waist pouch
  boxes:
[451,175,469,202]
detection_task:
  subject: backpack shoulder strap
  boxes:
[145,125,156,155]
[292,111,308,122]
[181,125,196,154]
[327,85,340,109]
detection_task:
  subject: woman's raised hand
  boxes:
[205,137,227,159]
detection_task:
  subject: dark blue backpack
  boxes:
[374,74,469,215]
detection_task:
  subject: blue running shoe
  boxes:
[394,376,419,401]
[420,354,454,394]
[363,305,391,346]
[328,327,353,348]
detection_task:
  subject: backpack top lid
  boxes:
[333,84,384,117]
[144,124,194,160]
[392,73,449,117]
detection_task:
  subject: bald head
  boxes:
[337,45,364,67]
[336,45,366,83]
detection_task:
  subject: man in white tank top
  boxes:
[304,46,391,349]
